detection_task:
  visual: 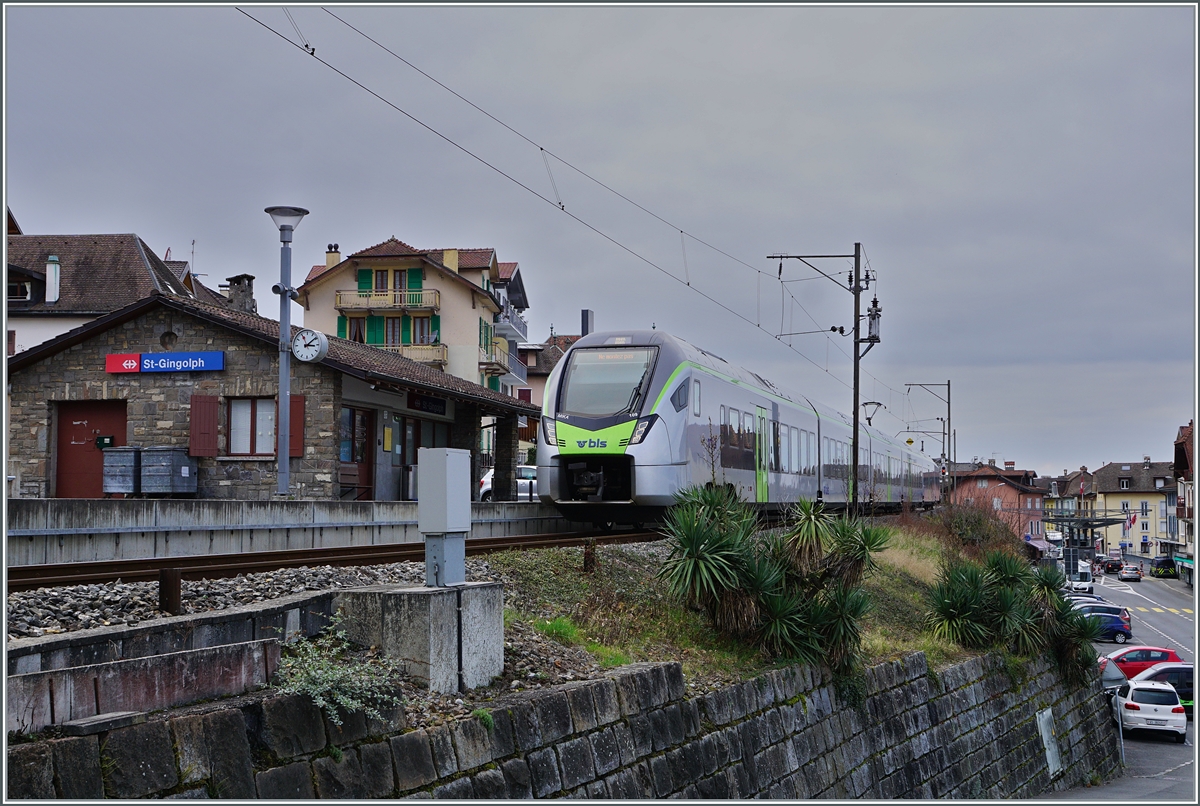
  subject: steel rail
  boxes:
[5,530,663,592]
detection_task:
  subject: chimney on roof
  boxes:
[443,249,459,273]
[45,255,61,304]
[1004,461,1015,471]
[1080,465,1087,474]
[224,274,257,314]
[326,243,340,269]
[581,309,594,337]
[1144,455,1151,469]
[988,458,996,466]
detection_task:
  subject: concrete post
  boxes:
[451,402,482,500]
[493,414,519,501]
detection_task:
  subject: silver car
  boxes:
[1111,680,1188,742]
[479,465,538,501]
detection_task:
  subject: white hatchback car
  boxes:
[479,465,538,501]
[1111,680,1188,742]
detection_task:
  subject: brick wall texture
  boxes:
[5,651,1121,799]
[7,307,340,500]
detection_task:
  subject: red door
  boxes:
[56,400,127,498]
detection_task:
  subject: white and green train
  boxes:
[537,330,941,526]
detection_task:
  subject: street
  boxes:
[1039,571,1196,801]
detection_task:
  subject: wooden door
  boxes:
[56,400,127,498]
[339,406,374,500]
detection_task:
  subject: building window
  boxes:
[1120,478,1130,489]
[992,497,1002,511]
[7,330,15,356]
[229,398,275,455]
[7,280,30,300]
[386,317,404,346]
[393,269,406,291]
[1141,501,1149,517]
[977,478,988,488]
[1141,520,1149,533]
[348,318,366,343]
[1121,501,1130,512]
[413,316,432,345]
[375,270,388,291]
[1155,478,1165,488]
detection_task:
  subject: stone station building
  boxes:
[5,292,538,501]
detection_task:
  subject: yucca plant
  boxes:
[983,549,1033,591]
[926,560,992,649]
[780,497,832,576]
[824,520,893,587]
[1047,602,1103,686]
[758,590,821,664]
[986,585,1046,656]
[817,582,872,671]
[656,501,743,610]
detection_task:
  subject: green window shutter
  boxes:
[401,315,411,345]
[479,319,485,348]
[408,270,422,290]
[366,315,383,345]
[488,375,500,392]
[337,315,347,339]
[357,269,373,291]
[430,314,440,342]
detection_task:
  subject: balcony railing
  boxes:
[334,289,441,312]
[376,344,448,366]
[479,347,511,376]
[494,303,528,341]
[505,357,528,384]
[1178,503,1194,521]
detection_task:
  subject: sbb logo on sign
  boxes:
[106,353,143,373]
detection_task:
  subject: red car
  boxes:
[1105,646,1184,678]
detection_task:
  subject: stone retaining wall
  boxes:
[5,653,1121,799]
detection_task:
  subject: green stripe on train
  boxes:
[555,420,638,455]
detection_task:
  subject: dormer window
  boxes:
[1119,478,1130,489]
[1155,478,1165,488]
[7,280,30,300]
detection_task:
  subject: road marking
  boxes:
[1167,608,1180,614]
[1131,758,1194,778]
[1135,607,1150,612]
[1152,608,1165,613]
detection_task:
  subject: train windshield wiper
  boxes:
[625,369,650,415]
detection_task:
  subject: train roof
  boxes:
[564,330,924,458]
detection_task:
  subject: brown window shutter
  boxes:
[290,394,305,457]
[189,395,219,457]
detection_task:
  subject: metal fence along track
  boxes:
[5,530,662,592]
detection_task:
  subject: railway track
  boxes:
[5,529,664,592]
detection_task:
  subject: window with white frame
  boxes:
[1141,520,1149,532]
[1121,501,1130,512]
[229,398,275,455]
[977,478,988,488]
[1141,501,1149,517]
[1120,478,1130,489]
[993,497,1001,510]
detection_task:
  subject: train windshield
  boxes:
[558,346,658,417]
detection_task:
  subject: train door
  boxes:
[755,407,768,502]
[55,400,127,498]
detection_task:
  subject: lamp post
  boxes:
[265,206,309,497]
[768,243,879,516]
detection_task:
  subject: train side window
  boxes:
[692,380,701,416]
[744,412,754,448]
[729,408,740,445]
[670,381,689,412]
[807,431,815,474]
[791,427,799,474]
[780,425,790,473]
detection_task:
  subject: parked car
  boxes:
[1106,646,1185,678]
[1064,592,1107,604]
[479,465,538,502]
[1084,612,1132,643]
[1132,662,1194,718]
[1073,601,1132,629]
[1111,680,1188,742]
[1118,565,1143,582]
[1149,557,1179,579]
[1103,558,1124,574]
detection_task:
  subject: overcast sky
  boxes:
[4,4,1196,478]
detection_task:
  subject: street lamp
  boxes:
[265,205,309,497]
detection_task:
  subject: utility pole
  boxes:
[768,243,879,516]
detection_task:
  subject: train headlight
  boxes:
[627,415,657,445]
[543,418,557,445]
